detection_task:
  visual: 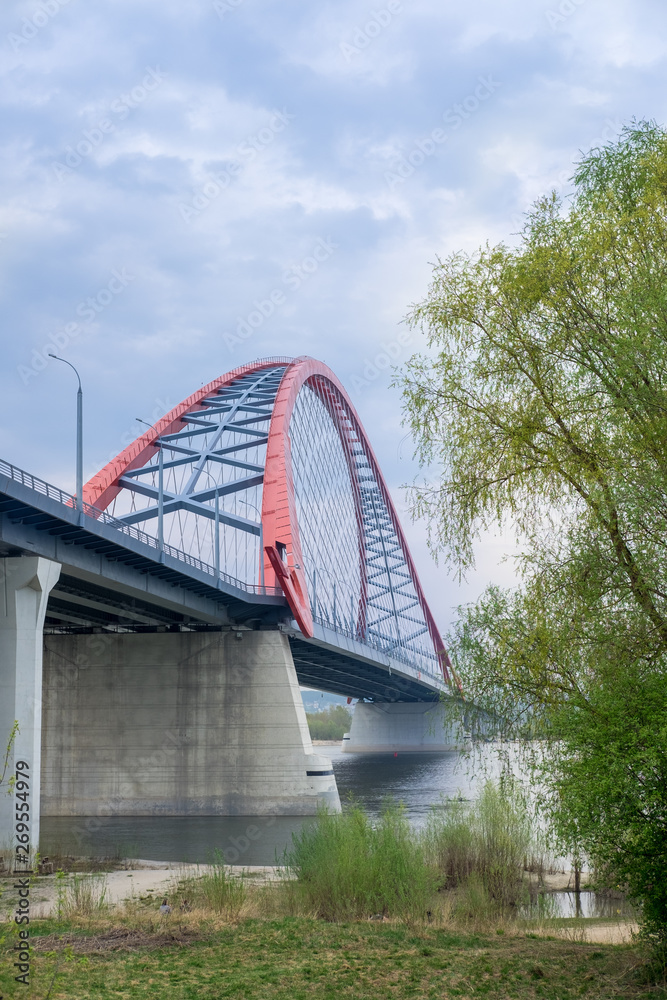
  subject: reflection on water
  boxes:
[40,746,480,865]
[40,814,314,867]
[524,891,636,920]
[331,749,476,823]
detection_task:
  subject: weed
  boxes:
[55,872,108,919]
[424,778,542,918]
[283,800,437,921]
[177,852,246,918]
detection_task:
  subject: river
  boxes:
[40,745,635,921]
[40,747,481,866]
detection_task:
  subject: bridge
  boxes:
[0,357,462,844]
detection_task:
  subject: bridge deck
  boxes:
[0,460,447,701]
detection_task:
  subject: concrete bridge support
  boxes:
[0,556,61,853]
[341,701,465,752]
[41,629,340,819]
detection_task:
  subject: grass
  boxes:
[1,784,658,997]
[175,852,247,918]
[424,778,545,919]
[281,781,547,926]
[1,913,660,999]
[55,871,109,919]
[282,801,436,921]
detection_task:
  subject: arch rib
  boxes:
[261,357,453,684]
[82,358,292,511]
[81,355,452,685]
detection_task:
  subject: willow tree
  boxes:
[399,121,667,951]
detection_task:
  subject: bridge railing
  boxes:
[237,356,293,369]
[0,458,283,598]
[1,455,447,682]
[310,611,445,685]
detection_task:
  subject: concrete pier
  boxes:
[341,701,465,752]
[41,629,340,818]
[0,556,61,850]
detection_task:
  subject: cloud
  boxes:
[1,0,666,625]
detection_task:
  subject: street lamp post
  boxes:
[239,499,265,589]
[49,354,83,511]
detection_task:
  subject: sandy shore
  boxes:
[1,862,638,944]
[532,921,638,944]
[1,862,285,919]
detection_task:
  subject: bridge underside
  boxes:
[0,470,447,703]
[39,578,441,702]
[287,626,440,703]
[0,465,451,843]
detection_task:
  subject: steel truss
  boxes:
[83,357,453,685]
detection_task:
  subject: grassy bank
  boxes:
[1,786,659,998]
[0,912,657,999]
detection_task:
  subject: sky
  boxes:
[1,0,666,636]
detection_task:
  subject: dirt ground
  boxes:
[0,862,284,919]
[1,862,639,944]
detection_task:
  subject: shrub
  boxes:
[285,782,546,924]
[283,801,436,921]
[424,778,539,912]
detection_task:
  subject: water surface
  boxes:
[41,746,479,865]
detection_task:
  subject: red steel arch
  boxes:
[82,356,453,684]
[260,358,452,683]
[82,358,292,510]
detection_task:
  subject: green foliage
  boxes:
[0,720,19,792]
[397,120,667,956]
[283,801,436,921]
[183,852,247,917]
[425,779,540,913]
[55,868,67,918]
[548,669,667,953]
[306,703,352,740]
[55,872,108,919]
[283,783,539,924]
